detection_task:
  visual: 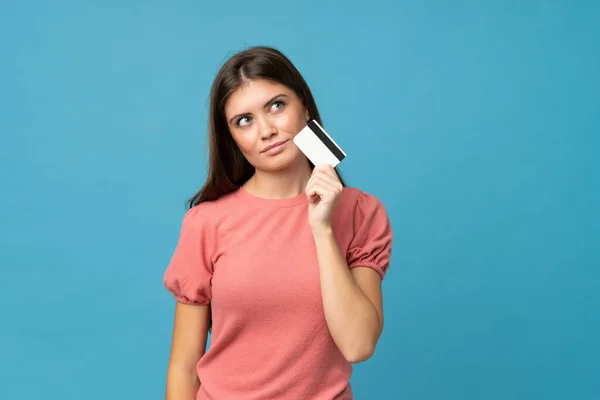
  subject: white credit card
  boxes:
[293,120,346,167]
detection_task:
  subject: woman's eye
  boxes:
[270,101,285,112]
[237,116,252,127]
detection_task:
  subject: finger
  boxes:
[311,176,340,193]
[313,164,337,179]
[312,166,341,185]
[306,180,324,195]
[309,173,342,194]
[306,184,323,203]
[306,182,336,202]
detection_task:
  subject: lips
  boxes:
[261,140,289,153]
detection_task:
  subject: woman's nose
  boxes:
[257,117,277,139]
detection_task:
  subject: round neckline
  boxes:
[234,185,308,208]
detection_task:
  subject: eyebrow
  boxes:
[228,94,288,124]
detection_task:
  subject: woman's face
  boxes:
[224,79,310,172]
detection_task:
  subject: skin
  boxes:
[165,79,384,399]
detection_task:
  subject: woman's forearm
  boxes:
[165,363,199,400]
[312,227,381,363]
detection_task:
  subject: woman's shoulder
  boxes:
[182,190,239,224]
[337,186,391,227]
[338,186,386,210]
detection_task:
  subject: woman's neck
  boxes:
[243,161,312,200]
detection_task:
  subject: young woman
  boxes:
[163,46,393,400]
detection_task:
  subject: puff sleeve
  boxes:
[163,205,215,305]
[347,192,393,280]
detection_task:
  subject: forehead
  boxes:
[225,79,294,116]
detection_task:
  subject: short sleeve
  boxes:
[163,205,215,305]
[347,192,393,280]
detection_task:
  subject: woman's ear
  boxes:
[304,108,310,121]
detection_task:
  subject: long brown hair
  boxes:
[188,46,345,209]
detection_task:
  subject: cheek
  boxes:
[231,129,259,155]
[276,109,307,134]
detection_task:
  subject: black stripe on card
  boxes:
[307,120,345,162]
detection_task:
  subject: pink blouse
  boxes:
[164,186,393,399]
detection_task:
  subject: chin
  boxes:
[254,151,306,173]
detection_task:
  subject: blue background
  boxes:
[1,1,598,399]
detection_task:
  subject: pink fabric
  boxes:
[164,186,393,400]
